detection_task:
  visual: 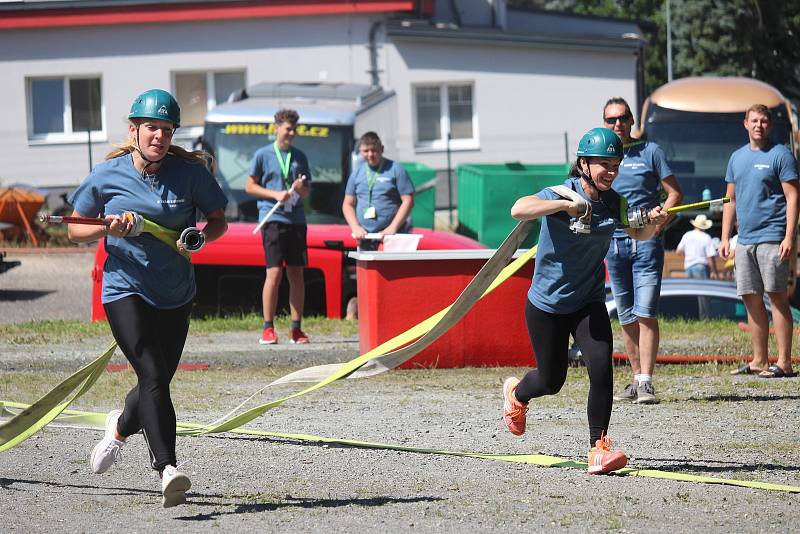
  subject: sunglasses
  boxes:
[604,114,631,124]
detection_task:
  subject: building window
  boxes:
[414,83,478,150]
[27,77,104,143]
[173,70,246,128]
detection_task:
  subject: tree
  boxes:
[509,0,669,95]
[509,0,800,104]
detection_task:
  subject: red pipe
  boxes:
[41,215,108,226]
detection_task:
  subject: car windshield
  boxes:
[644,104,793,203]
[203,122,352,221]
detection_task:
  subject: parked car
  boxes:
[605,279,800,322]
[89,224,484,321]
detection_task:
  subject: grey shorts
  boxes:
[735,242,790,295]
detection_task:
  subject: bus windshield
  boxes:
[644,104,793,203]
[203,122,352,222]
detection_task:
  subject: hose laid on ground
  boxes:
[5,213,798,493]
[0,220,536,445]
[1,401,798,493]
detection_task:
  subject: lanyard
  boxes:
[273,142,292,188]
[365,160,382,206]
[623,139,646,156]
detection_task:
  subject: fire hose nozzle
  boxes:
[180,227,205,252]
[627,206,649,229]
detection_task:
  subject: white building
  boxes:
[0,0,647,205]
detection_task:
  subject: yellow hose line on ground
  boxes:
[2,402,798,494]
[0,222,535,447]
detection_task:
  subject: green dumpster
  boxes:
[456,162,570,248]
[400,162,437,229]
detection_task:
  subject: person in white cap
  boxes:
[676,214,719,280]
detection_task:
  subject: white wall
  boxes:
[0,14,381,189]
[0,12,637,193]
[385,39,637,171]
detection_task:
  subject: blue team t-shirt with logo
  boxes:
[725,143,798,244]
[249,144,312,225]
[528,177,622,314]
[344,158,415,233]
[69,153,228,308]
[611,140,673,238]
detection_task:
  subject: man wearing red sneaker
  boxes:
[246,109,311,345]
[503,128,667,474]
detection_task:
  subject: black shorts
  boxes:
[262,222,308,268]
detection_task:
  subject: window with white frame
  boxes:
[414,83,478,150]
[173,70,246,128]
[27,77,104,143]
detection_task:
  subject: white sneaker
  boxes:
[89,409,125,474]
[161,465,191,508]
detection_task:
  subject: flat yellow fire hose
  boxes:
[1,218,799,493]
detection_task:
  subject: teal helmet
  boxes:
[128,89,180,127]
[576,127,622,159]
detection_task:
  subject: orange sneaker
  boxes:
[259,327,277,345]
[290,327,309,344]
[502,377,528,436]
[587,435,628,475]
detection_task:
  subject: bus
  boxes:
[638,76,799,246]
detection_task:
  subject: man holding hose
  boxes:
[246,109,312,345]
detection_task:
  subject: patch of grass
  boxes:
[0,313,358,345]
[0,320,113,345]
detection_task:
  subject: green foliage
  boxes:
[508,0,800,103]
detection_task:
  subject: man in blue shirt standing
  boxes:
[246,109,312,345]
[342,131,415,249]
[603,98,683,405]
[721,104,798,378]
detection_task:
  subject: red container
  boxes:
[354,250,536,369]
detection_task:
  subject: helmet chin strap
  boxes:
[578,162,601,198]
[133,124,168,176]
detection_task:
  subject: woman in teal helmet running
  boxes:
[500,127,667,474]
[67,89,228,507]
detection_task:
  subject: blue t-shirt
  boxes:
[344,158,415,233]
[248,144,312,225]
[611,140,673,238]
[528,177,622,314]
[725,143,798,245]
[69,154,228,309]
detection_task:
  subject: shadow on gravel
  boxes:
[631,458,800,474]
[0,476,160,496]
[685,393,800,402]
[0,289,55,301]
[175,494,443,521]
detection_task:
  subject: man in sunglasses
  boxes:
[602,97,683,405]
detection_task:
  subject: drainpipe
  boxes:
[367,21,382,88]
[491,0,507,29]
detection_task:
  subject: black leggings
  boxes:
[104,295,192,471]
[515,300,614,446]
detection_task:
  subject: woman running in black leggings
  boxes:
[501,128,666,474]
[68,89,228,506]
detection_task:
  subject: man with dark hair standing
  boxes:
[603,97,683,405]
[342,131,415,250]
[721,104,798,378]
[246,109,312,345]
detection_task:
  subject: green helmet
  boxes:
[576,127,622,159]
[128,89,180,127]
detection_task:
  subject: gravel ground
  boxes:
[1,251,799,533]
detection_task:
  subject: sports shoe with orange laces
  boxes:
[587,435,628,475]
[259,327,278,345]
[290,327,309,344]
[502,377,528,436]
